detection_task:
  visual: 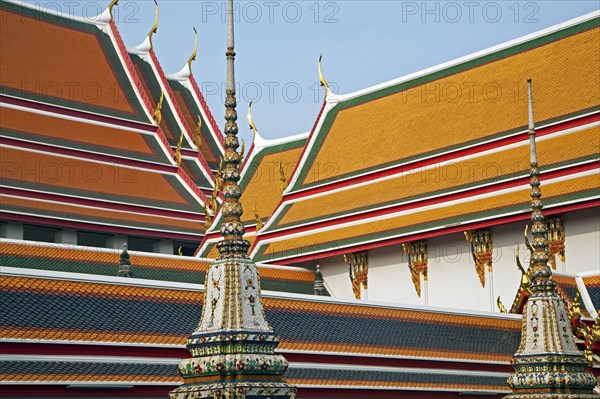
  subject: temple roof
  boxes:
[0,0,219,241]
[250,12,600,263]
[0,0,153,123]
[0,267,526,395]
[289,14,599,191]
[0,144,206,239]
[197,133,308,258]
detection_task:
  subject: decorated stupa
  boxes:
[168,1,296,398]
[504,79,598,398]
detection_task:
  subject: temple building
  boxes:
[1,0,599,397]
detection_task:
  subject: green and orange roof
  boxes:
[0,0,213,241]
[248,12,600,264]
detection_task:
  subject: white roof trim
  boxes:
[1,354,180,364]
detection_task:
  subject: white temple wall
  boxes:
[563,207,600,274]
[310,208,599,312]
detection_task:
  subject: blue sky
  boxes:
[30,1,600,142]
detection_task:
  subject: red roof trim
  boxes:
[285,112,599,202]
[0,136,174,173]
[258,161,599,243]
[1,187,202,220]
[0,95,155,133]
[274,199,600,264]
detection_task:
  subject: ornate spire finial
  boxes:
[318,53,329,101]
[147,0,158,49]
[187,27,198,76]
[213,0,248,255]
[504,80,597,397]
[525,78,552,289]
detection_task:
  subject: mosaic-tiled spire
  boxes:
[169,1,295,397]
[504,79,597,398]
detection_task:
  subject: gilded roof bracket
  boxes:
[464,230,492,288]
[547,216,566,270]
[402,241,428,298]
[343,251,368,300]
[193,114,202,150]
[173,131,183,166]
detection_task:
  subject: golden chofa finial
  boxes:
[108,0,119,20]
[174,131,183,166]
[497,296,507,313]
[254,204,264,231]
[178,246,183,256]
[247,101,259,142]
[187,27,198,75]
[318,54,329,101]
[153,90,164,125]
[147,0,159,49]
[193,114,202,150]
[279,160,288,193]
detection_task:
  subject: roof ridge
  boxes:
[335,11,600,103]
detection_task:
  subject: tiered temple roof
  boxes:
[1,265,526,397]
[0,0,214,243]
[249,12,600,263]
[0,239,318,294]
